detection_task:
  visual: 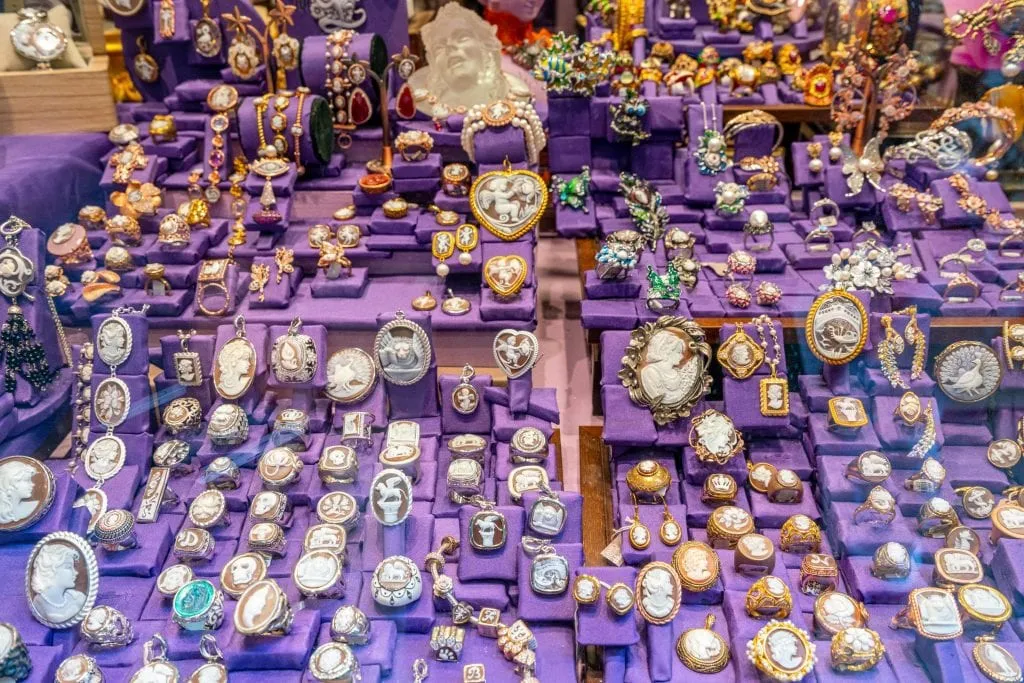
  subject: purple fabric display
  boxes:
[549,136,593,175]
[805,413,882,458]
[74,462,143,512]
[222,610,318,669]
[438,372,493,434]
[748,486,820,529]
[825,501,918,557]
[360,502,434,571]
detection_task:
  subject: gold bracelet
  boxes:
[929,101,1020,167]
[293,87,308,175]
[722,110,784,152]
[254,96,270,153]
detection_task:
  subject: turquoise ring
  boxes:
[172,579,225,631]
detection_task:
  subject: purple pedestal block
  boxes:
[438,372,493,435]
[827,502,919,557]
[682,443,750,486]
[807,413,882,457]
[516,543,584,622]
[360,507,434,571]
[223,610,318,670]
[74,463,143,511]
[456,506,524,582]
[840,555,929,604]
[749,486,820,529]
[315,620,397,675]
[992,540,1024,611]
[576,566,640,646]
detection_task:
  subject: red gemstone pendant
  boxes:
[349,88,372,126]
[396,82,416,120]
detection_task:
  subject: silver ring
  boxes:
[330,605,370,645]
[309,642,360,682]
[206,404,249,447]
[203,457,241,490]
[0,623,31,680]
[79,606,135,650]
[340,411,375,449]
[447,458,484,501]
[272,408,310,450]
[510,427,548,464]
[248,522,288,558]
[152,440,195,476]
[94,510,138,552]
[171,579,225,631]
[319,445,359,486]
[173,528,216,563]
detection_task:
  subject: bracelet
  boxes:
[461,99,546,165]
[949,173,1002,228]
[292,87,308,174]
[425,537,540,681]
[722,109,784,153]
[928,101,1020,167]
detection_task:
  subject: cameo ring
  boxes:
[79,607,135,649]
[852,487,896,527]
[917,497,960,537]
[172,580,225,632]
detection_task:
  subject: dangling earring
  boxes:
[658,495,682,546]
[900,307,925,380]
[877,313,908,390]
[627,495,651,550]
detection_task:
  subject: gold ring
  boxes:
[149,114,177,142]
[916,497,960,537]
[779,514,821,553]
[745,575,792,619]
[830,627,885,673]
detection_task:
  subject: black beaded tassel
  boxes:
[1,304,57,393]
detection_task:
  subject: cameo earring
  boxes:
[627,495,651,550]
[659,495,682,546]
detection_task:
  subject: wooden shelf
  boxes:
[0,56,116,135]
